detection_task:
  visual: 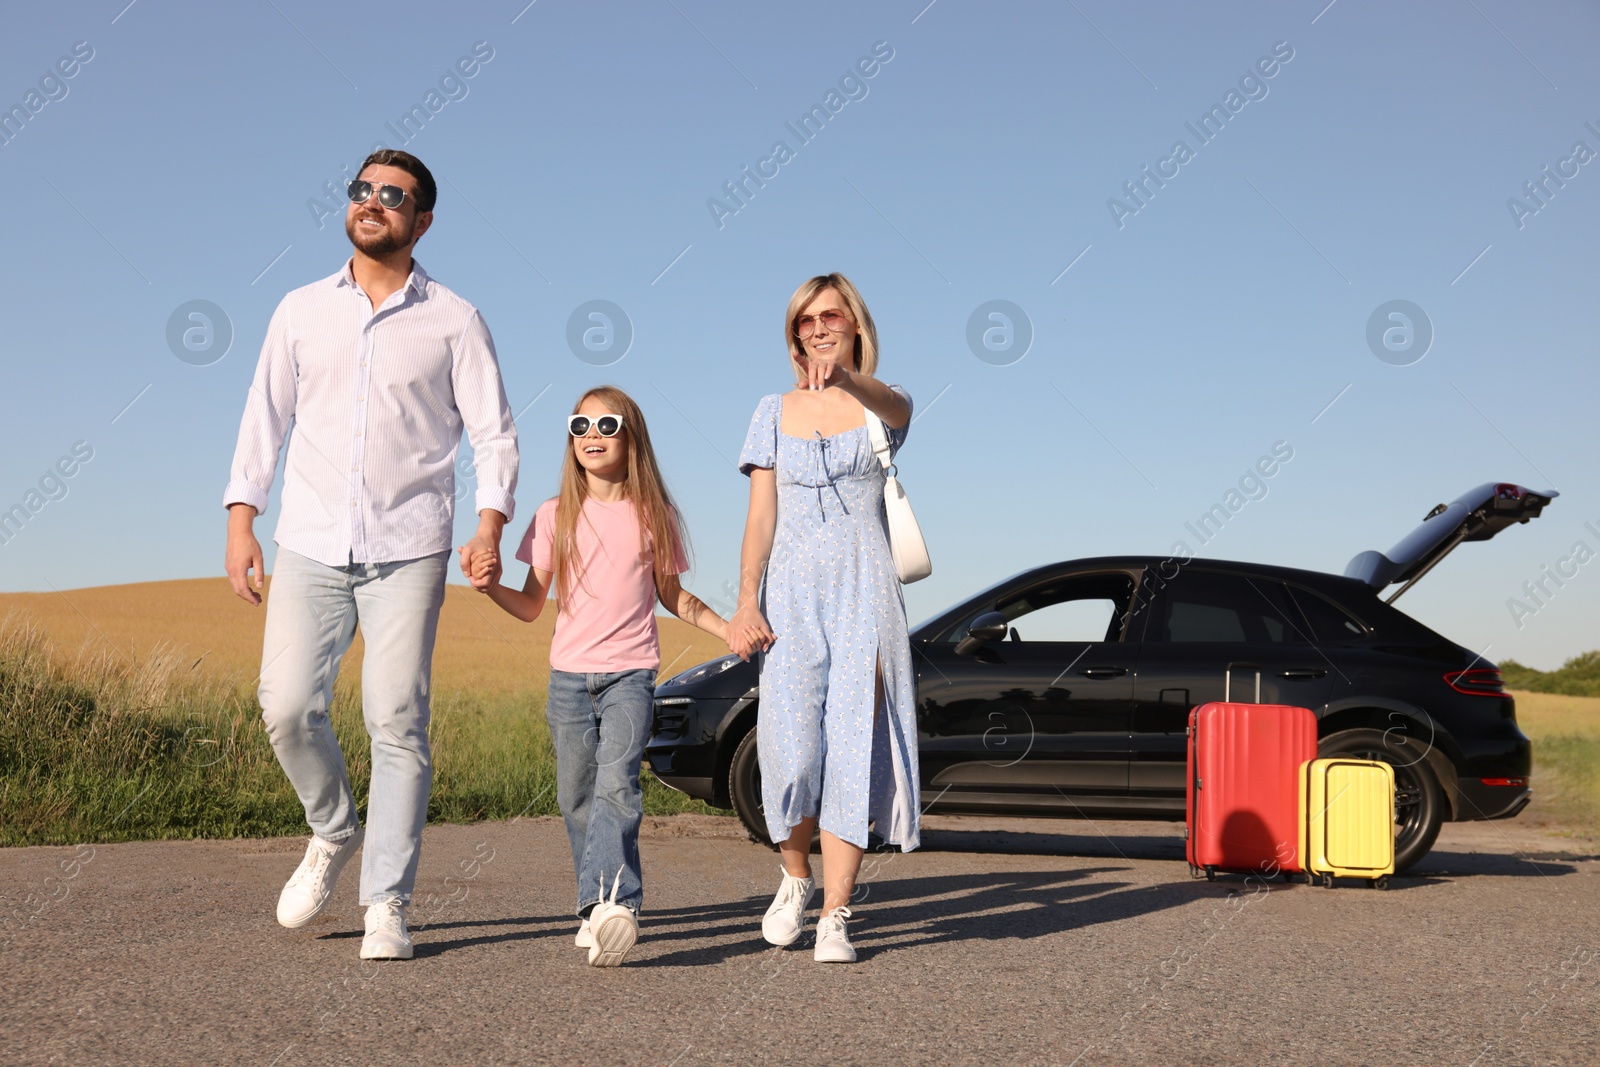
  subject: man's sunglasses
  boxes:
[569,414,624,437]
[347,180,408,210]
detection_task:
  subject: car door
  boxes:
[915,570,1141,796]
[1129,568,1334,792]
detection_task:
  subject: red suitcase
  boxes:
[1185,676,1317,880]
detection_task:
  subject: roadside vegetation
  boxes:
[4,617,1594,847]
[0,620,723,848]
[1512,689,1600,836]
[1501,651,1600,698]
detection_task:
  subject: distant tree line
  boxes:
[1501,651,1600,698]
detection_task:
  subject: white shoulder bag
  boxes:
[865,411,932,584]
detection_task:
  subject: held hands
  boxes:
[792,350,852,392]
[727,602,776,661]
[457,542,500,592]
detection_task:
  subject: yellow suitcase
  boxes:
[1299,758,1395,888]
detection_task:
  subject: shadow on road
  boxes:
[637,866,1213,967]
[315,912,577,957]
[1408,849,1583,878]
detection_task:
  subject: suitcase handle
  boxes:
[1224,663,1262,703]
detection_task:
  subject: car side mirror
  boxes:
[956,611,1008,656]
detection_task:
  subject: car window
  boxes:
[989,573,1136,644]
[1148,571,1308,644]
[1288,586,1369,641]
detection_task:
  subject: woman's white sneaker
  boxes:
[360,900,413,960]
[761,868,815,947]
[574,918,594,949]
[813,906,856,963]
[276,829,364,929]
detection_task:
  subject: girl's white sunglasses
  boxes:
[569,413,624,437]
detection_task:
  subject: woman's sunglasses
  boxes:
[794,309,852,339]
[568,413,624,437]
[346,180,408,210]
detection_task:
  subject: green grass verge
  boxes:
[1512,690,1600,837]
[1527,735,1599,832]
[0,622,726,847]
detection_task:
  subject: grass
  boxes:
[0,619,725,848]
[1510,689,1600,838]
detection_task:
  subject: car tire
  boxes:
[1317,727,1444,872]
[727,726,773,848]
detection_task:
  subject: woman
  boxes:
[729,272,919,964]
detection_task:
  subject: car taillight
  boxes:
[1480,777,1528,787]
[1445,667,1506,695]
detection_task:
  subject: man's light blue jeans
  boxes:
[257,547,447,906]
[546,668,657,917]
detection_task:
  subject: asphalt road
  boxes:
[3,814,1596,1066]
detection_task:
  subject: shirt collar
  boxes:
[334,258,430,297]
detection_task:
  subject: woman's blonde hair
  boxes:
[785,273,879,384]
[549,385,689,606]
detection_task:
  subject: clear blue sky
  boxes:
[0,0,1594,670]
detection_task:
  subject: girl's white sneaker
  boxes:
[761,868,815,947]
[813,906,855,963]
[574,918,593,948]
[586,870,638,967]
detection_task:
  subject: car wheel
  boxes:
[1318,727,1444,873]
[726,726,773,848]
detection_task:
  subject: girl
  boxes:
[728,273,919,964]
[468,385,728,967]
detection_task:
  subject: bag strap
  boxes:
[864,411,895,476]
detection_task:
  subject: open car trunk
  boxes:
[1346,482,1558,602]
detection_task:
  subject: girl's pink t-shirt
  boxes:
[514,496,688,673]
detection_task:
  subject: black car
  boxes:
[647,482,1555,870]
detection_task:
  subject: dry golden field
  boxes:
[0,576,733,696]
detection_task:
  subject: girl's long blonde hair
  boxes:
[785,272,880,384]
[549,386,689,606]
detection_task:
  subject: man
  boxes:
[224,149,517,960]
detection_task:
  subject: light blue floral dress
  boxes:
[738,388,920,851]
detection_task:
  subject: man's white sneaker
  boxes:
[276,829,364,929]
[360,900,413,960]
[813,906,855,963]
[574,918,594,949]
[761,867,815,947]
[586,871,638,967]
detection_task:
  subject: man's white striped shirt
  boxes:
[224,260,518,567]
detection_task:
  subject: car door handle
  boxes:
[1279,668,1327,679]
[1078,667,1128,678]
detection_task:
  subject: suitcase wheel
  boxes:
[1372,875,1390,891]
[1205,866,1216,882]
[1319,873,1334,889]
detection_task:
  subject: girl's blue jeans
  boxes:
[545,668,657,917]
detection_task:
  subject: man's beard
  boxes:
[346,212,413,258]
